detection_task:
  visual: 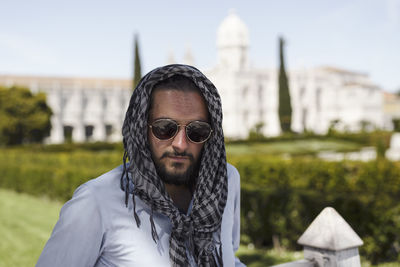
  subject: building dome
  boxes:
[217,11,249,48]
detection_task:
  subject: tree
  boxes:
[0,85,52,145]
[133,33,142,90]
[278,36,292,133]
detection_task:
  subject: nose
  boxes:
[171,126,189,153]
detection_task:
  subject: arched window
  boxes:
[316,88,322,112]
[63,125,73,143]
[258,85,263,102]
[242,86,248,98]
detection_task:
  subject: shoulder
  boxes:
[83,164,124,191]
[63,164,124,212]
[53,165,125,230]
[226,162,240,191]
[72,164,125,203]
[66,165,125,220]
[226,162,240,179]
[79,164,125,195]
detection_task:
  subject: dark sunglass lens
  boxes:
[152,120,177,140]
[187,122,211,142]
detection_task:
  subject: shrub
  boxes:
[229,155,400,264]
[0,148,398,263]
[0,149,122,200]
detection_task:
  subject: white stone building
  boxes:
[0,75,131,143]
[205,12,384,139]
[383,91,400,130]
[0,12,385,143]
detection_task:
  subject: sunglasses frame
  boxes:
[148,118,213,144]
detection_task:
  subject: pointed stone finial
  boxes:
[298,207,363,251]
[183,44,195,66]
[166,48,175,65]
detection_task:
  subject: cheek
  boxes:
[148,133,171,160]
[148,132,160,157]
[191,144,205,160]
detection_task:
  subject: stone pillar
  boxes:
[47,116,64,144]
[46,85,63,143]
[73,123,85,143]
[93,122,106,141]
[297,207,363,267]
[272,207,363,267]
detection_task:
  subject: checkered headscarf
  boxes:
[121,64,228,266]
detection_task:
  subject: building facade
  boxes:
[206,12,384,139]
[0,75,131,143]
[0,12,386,143]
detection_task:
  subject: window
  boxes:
[120,95,126,108]
[82,96,88,110]
[61,95,68,109]
[243,111,249,128]
[85,125,94,141]
[242,86,248,98]
[102,97,108,110]
[302,108,308,131]
[258,85,263,102]
[300,87,306,99]
[63,125,73,143]
[105,124,113,137]
[316,88,322,112]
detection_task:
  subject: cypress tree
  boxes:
[133,33,142,90]
[278,36,292,133]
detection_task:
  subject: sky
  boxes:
[1,0,399,92]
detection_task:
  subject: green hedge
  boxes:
[229,155,400,264]
[0,148,399,264]
[7,141,124,152]
[227,130,392,149]
[0,148,122,200]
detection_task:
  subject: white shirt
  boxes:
[37,163,245,267]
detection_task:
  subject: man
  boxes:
[37,64,244,267]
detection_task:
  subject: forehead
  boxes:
[149,89,209,122]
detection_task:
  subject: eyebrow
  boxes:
[150,117,210,124]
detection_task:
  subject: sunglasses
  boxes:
[148,118,213,143]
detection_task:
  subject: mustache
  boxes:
[161,151,194,161]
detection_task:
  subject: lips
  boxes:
[161,152,194,162]
[167,156,189,162]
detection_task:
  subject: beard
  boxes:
[152,151,201,187]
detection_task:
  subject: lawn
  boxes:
[0,189,62,267]
[226,138,363,156]
[236,246,303,266]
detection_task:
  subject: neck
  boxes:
[165,184,193,214]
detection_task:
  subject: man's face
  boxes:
[148,89,209,186]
